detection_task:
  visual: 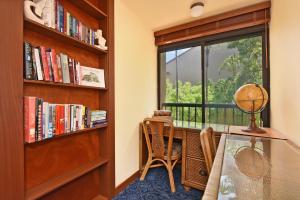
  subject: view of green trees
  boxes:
[164,36,263,125]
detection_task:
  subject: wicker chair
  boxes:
[200,127,217,174]
[140,117,181,193]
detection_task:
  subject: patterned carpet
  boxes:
[113,166,203,200]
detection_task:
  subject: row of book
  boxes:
[24,96,107,143]
[43,0,97,46]
[24,42,105,87]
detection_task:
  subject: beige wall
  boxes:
[114,0,157,186]
[270,0,300,146]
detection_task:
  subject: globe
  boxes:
[234,83,269,133]
[234,84,268,113]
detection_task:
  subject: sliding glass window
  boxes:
[158,26,269,126]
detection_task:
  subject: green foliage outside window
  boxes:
[164,37,263,125]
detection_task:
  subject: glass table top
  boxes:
[218,134,300,200]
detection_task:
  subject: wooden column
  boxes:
[0,0,24,199]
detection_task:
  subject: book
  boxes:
[46,51,54,81]
[33,48,44,80]
[36,98,43,141]
[24,97,36,143]
[40,46,50,81]
[24,42,34,80]
[24,96,106,142]
[49,49,59,82]
[56,54,63,82]
[61,53,70,83]
[42,102,49,139]
[31,47,38,80]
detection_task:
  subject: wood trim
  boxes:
[154,1,271,46]
[0,1,24,199]
[114,170,141,196]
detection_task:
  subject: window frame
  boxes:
[157,25,270,127]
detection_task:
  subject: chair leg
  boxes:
[140,159,152,181]
[167,161,176,193]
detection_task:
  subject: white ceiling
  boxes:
[122,0,269,31]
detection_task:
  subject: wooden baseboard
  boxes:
[114,170,141,196]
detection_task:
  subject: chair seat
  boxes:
[153,141,182,160]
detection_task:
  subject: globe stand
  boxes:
[242,105,266,134]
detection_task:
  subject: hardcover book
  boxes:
[24,97,36,143]
[24,42,34,80]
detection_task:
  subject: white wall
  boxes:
[114,0,157,186]
[270,0,300,146]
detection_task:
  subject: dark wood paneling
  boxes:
[154,1,271,46]
[0,0,24,199]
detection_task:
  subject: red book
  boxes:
[50,49,60,82]
[55,105,60,135]
[40,46,50,81]
[24,97,36,143]
[59,105,65,134]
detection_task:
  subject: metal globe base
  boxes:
[242,112,266,134]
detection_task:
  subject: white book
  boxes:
[34,48,43,80]
[64,105,69,133]
[78,105,82,130]
[43,102,49,139]
[60,54,70,83]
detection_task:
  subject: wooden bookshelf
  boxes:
[24,79,108,90]
[21,0,114,199]
[69,0,107,19]
[25,158,109,200]
[24,18,108,55]
[25,123,108,145]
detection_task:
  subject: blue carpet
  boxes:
[113,166,203,200]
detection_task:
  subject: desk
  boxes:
[139,121,286,191]
[203,134,300,200]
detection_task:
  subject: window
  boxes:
[158,27,270,126]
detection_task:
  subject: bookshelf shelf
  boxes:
[24,79,107,90]
[24,18,108,55]
[69,0,107,19]
[25,123,108,145]
[25,157,109,200]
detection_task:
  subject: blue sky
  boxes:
[165,48,190,63]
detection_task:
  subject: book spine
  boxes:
[64,105,69,133]
[50,49,59,82]
[31,47,38,80]
[51,0,56,29]
[48,104,53,137]
[59,2,64,32]
[52,104,56,135]
[56,54,63,82]
[66,12,70,35]
[36,98,43,141]
[43,102,49,139]
[33,48,44,80]
[24,42,34,80]
[40,46,50,81]
[46,51,54,81]
[56,0,59,31]
[61,54,70,83]
[59,105,65,133]
[55,105,60,134]
[24,97,36,143]
[68,58,74,84]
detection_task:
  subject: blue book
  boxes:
[58,3,64,32]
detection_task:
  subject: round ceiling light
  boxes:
[190,2,204,17]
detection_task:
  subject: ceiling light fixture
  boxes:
[190,2,204,17]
